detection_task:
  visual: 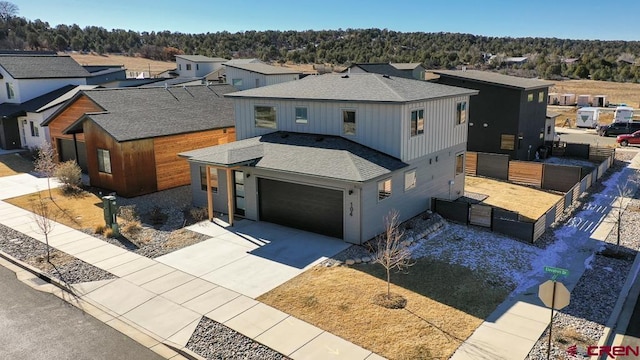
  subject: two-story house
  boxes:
[224,63,301,90]
[175,55,228,78]
[0,54,90,149]
[431,70,553,160]
[180,73,477,244]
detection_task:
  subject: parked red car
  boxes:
[616,130,640,146]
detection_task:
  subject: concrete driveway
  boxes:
[0,173,61,200]
[156,219,350,298]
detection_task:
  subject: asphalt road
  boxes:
[555,127,619,147]
[0,265,163,360]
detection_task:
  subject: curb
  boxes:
[0,249,75,294]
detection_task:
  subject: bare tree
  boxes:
[32,192,55,263]
[0,1,18,21]
[615,176,638,247]
[34,143,57,199]
[372,210,414,298]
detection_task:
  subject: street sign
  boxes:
[538,280,570,310]
[544,266,570,277]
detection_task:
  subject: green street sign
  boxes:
[544,266,570,279]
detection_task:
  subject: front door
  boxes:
[234,170,245,216]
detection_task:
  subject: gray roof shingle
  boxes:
[0,55,90,79]
[176,55,228,62]
[431,70,553,90]
[226,73,477,102]
[65,84,236,142]
[390,63,424,70]
[224,63,301,75]
[0,85,94,118]
[180,132,407,182]
[347,63,414,79]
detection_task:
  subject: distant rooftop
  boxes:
[224,63,301,75]
[390,63,424,70]
[345,63,414,79]
[0,55,90,79]
[175,55,228,62]
[431,70,553,90]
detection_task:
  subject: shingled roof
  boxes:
[180,132,407,182]
[0,55,90,79]
[346,63,414,79]
[226,73,477,102]
[62,84,236,142]
[431,70,553,90]
[176,55,228,62]
[0,85,95,118]
[224,63,301,75]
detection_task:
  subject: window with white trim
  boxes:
[29,121,39,137]
[411,109,424,136]
[97,149,112,174]
[378,178,392,201]
[456,102,466,124]
[6,82,15,99]
[342,110,356,135]
[232,78,243,87]
[255,106,277,129]
[404,170,416,191]
[295,107,308,124]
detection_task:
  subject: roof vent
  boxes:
[341,74,349,78]
[382,74,390,79]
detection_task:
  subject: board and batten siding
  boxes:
[233,98,403,158]
[401,95,470,161]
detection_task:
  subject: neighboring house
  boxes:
[503,57,528,65]
[390,63,427,80]
[431,70,553,160]
[545,111,560,143]
[206,58,264,83]
[344,63,414,79]
[224,63,301,90]
[0,53,90,149]
[180,73,477,244]
[175,55,228,78]
[82,65,127,85]
[44,84,236,197]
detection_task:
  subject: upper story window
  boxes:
[411,109,424,136]
[200,166,218,192]
[186,64,192,71]
[378,178,392,201]
[342,110,356,135]
[456,102,466,125]
[97,149,112,174]
[255,106,277,129]
[232,78,243,87]
[295,107,308,124]
[538,92,544,103]
[6,82,15,99]
[527,93,534,102]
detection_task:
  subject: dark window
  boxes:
[255,106,277,129]
[186,64,192,71]
[196,64,199,70]
[200,166,218,192]
[29,121,39,137]
[456,102,466,124]
[97,149,112,174]
[343,110,356,135]
[411,109,424,136]
[295,107,308,124]
[6,83,14,99]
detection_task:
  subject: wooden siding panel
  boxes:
[48,95,102,161]
[508,161,543,187]
[154,128,235,191]
[465,151,477,176]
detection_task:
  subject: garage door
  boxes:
[57,138,88,172]
[258,178,343,239]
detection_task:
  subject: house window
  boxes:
[527,93,534,102]
[29,121,39,137]
[295,107,308,124]
[6,82,15,99]
[343,110,356,135]
[404,170,416,191]
[255,78,260,87]
[196,64,199,70]
[410,109,424,136]
[455,153,464,175]
[232,78,243,87]
[378,178,392,201]
[500,134,515,150]
[186,64,192,71]
[178,64,182,70]
[97,149,112,174]
[255,106,277,129]
[456,102,466,124]
[200,166,218,192]
[538,92,544,103]
[547,125,551,135]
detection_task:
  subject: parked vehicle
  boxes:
[598,122,640,137]
[576,107,600,128]
[617,131,640,146]
[614,106,634,122]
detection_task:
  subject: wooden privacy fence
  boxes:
[435,153,614,243]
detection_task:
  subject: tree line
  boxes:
[1,5,640,82]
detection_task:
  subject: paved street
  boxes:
[555,126,619,146]
[0,265,163,360]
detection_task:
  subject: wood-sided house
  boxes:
[180,74,477,243]
[43,84,236,197]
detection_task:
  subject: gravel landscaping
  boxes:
[0,224,115,284]
[186,317,288,360]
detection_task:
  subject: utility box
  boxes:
[102,195,119,236]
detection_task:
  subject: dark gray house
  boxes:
[180,73,477,244]
[431,70,553,160]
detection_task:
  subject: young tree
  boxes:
[372,210,414,299]
[31,192,55,263]
[615,176,638,247]
[34,143,57,199]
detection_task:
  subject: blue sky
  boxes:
[11,0,639,41]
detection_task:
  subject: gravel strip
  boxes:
[186,317,289,360]
[0,224,115,284]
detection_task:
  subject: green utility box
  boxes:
[102,195,119,236]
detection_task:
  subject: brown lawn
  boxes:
[465,176,562,221]
[5,188,105,231]
[68,53,175,77]
[258,260,510,360]
[0,154,34,177]
[550,79,640,108]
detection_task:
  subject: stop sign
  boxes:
[538,280,570,310]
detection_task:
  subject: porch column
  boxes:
[206,165,214,221]
[226,168,234,226]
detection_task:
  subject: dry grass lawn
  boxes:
[0,154,34,177]
[5,188,105,231]
[550,79,640,108]
[68,53,175,76]
[465,176,562,221]
[258,260,510,360]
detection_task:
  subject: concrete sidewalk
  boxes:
[0,200,382,360]
[452,152,640,360]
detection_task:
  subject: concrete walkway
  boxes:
[0,199,382,359]
[452,152,640,360]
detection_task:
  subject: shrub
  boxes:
[94,224,107,234]
[189,207,208,222]
[118,205,139,223]
[55,160,82,193]
[121,220,142,235]
[149,206,168,226]
[102,227,115,238]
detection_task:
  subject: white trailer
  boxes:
[614,106,634,122]
[576,107,600,128]
[577,95,591,107]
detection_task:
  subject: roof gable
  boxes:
[0,55,90,79]
[224,63,301,75]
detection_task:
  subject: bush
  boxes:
[94,224,107,234]
[55,160,82,193]
[149,206,168,226]
[102,227,115,238]
[121,220,142,235]
[118,205,139,223]
[189,207,208,222]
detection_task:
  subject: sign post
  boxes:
[539,267,570,360]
